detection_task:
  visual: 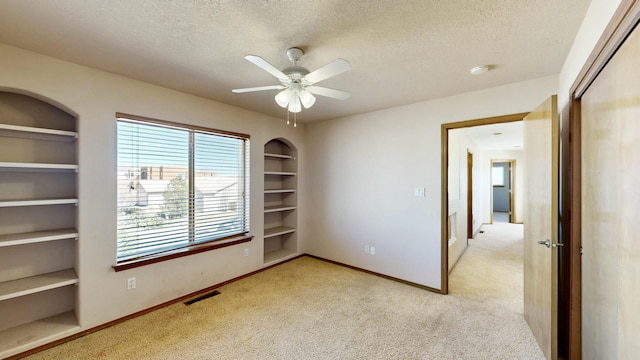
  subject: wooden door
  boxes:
[580,18,640,358]
[523,95,559,359]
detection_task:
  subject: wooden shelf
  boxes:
[264,226,296,239]
[0,269,78,301]
[0,198,78,208]
[0,229,78,247]
[0,124,77,142]
[264,171,296,176]
[264,153,294,159]
[264,248,297,264]
[0,162,78,172]
[264,205,296,213]
[0,311,79,359]
[264,189,296,194]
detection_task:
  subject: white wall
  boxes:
[0,44,306,339]
[558,0,622,110]
[447,129,481,271]
[304,75,558,289]
[470,143,485,236]
[447,128,464,271]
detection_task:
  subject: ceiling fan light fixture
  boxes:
[299,89,316,109]
[289,93,302,113]
[233,47,352,123]
[275,89,291,108]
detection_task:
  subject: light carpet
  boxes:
[25,222,543,359]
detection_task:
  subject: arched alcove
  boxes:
[263,138,298,263]
[0,91,79,356]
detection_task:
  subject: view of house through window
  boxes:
[116,115,249,262]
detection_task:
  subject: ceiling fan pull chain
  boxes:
[286,110,290,125]
[294,112,297,127]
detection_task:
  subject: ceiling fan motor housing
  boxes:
[283,47,309,81]
[283,65,310,81]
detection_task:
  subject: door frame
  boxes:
[489,159,516,224]
[564,1,640,358]
[467,150,473,240]
[440,113,528,294]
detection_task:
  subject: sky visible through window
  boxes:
[117,121,242,175]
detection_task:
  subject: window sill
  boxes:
[112,234,253,272]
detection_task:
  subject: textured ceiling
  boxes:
[460,122,524,150]
[0,0,591,123]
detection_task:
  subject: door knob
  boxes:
[537,239,551,248]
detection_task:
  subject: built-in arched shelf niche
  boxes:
[0,91,79,358]
[263,138,297,264]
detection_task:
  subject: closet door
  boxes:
[580,20,640,359]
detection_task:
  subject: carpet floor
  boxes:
[25,222,543,359]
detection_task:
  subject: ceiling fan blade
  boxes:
[244,55,289,81]
[232,85,286,93]
[307,86,351,100]
[304,58,351,84]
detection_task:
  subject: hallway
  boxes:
[450,222,527,314]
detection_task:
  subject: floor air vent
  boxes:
[184,290,221,305]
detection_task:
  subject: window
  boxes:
[116,113,250,266]
[492,165,504,187]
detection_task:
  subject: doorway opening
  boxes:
[440,113,527,294]
[490,159,516,224]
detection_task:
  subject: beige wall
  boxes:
[0,44,306,338]
[304,75,558,289]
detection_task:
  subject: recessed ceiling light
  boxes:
[470,65,490,75]
[493,132,502,135]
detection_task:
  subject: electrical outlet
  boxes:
[370,246,376,255]
[414,187,425,197]
[364,245,370,254]
[127,277,136,290]
[244,248,249,257]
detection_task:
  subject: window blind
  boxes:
[116,116,249,262]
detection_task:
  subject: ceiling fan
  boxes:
[232,47,351,114]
